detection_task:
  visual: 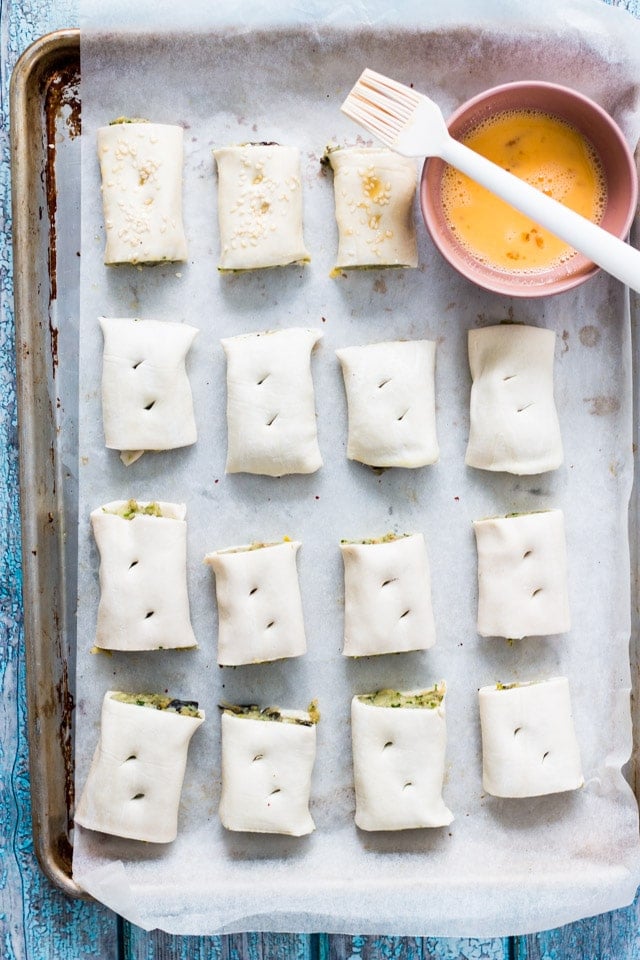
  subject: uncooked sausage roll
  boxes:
[222,328,322,476]
[341,533,436,656]
[326,147,418,269]
[351,685,453,830]
[213,143,310,270]
[219,702,319,835]
[336,340,438,468]
[473,509,570,639]
[75,692,204,843]
[100,317,198,466]
[479,678,583,797]
[204,540,307,666]
[91,499,197,651]
[466,324,563,475]
[97,120,188,264]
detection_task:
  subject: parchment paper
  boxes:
[73,0,640,937]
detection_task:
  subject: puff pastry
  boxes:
[336,340,438,468]
[219,703,318,835]
[100,317,197,465]
[204,540,307,666]
[327,147,418,269]
[479,678,583,798]
[75,692,204,843]
[351,686,453,831]
[341,533,436,656]
[91,499,197,651]
[98,120,187,264]
[214,143,310,270]
[473,509,570,639]
[222,328,322,476]
[466,324,563,475]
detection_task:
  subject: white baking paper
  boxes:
[74,0,640,937]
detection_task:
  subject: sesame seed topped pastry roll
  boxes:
[351,685,453,831]
[219,702,319,835]
[214,143,310,270]
[341,533,436,657]
[204,540,307,666]
[336,340,438,468]
[479,678,583,798]
[473,509,570,639]
[222,327,322,477]
[98,119,187,264]
[466,324,563,475]
[91,499,197,652]
[326,147,418,269]
[75,691,204,843]
[100,317,198,466]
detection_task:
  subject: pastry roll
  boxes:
[213,143,310,270]
[222,327,322,476]
[97,120,187,264]
[204,540,307,666]
[91,499,197,651]
[479,678,583,798]
[351,685,453,831]
[341,533,436,656]
[473,509,570,639]
[336,340,438,468]
[75,692,204,843]
[219,702,318,835]
[100,317,197,465]
[466,324,563,475]
[327,147,418,269]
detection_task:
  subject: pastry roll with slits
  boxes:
[222,328,322,476]
[214,143,310,270]
[466,324,563,475]
[473,509,570,639]
[100,317,198,466]
[336,340,438,468]
[351,685,453,831]
[75,692,204,843]
[219,702,319,835]
[91,499,197,651]
[204,540,307,666]
[479,678,583,798]
[341,533,436,656]
[327,147,418,269]
[98,120,187,264]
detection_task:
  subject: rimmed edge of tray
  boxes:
[10,27,87,899]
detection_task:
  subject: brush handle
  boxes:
[442,137,640,293]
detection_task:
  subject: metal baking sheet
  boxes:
[11,25,640,923]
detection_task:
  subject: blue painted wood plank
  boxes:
[319,936,510,959]
[0,0,117,955]
[516,890,640,960]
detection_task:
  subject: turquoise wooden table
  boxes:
[2,1,640,957]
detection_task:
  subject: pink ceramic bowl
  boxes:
[421,81,638,297]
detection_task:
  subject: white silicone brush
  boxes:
[341,68,640,292]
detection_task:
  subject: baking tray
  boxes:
[11,28,84,898]
[10,25,640,906]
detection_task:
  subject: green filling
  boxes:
[111,692,202,718]
[358,684,445,709]
[104,499,163,520]
[341,532,407,546]
[109,116,150,125]
[222,699,319,727]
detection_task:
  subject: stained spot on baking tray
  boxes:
[561,330,569,353]
[584,395,620,416]
[579,325,601,348]
[373,278,387,295]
